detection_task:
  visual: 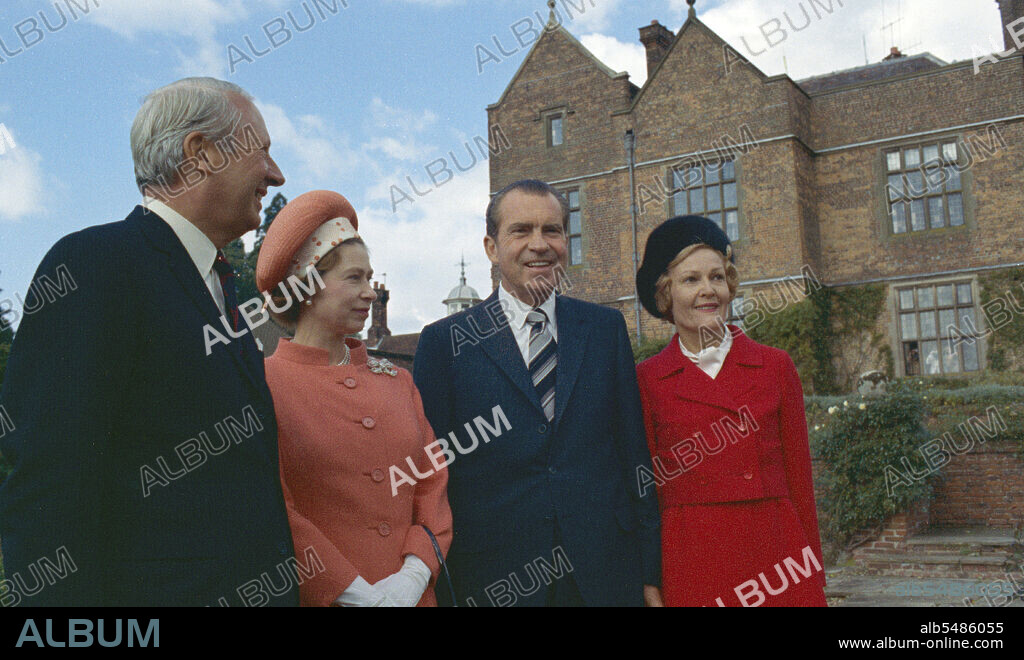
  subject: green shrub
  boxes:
[632,337,668,365]
[810,393,933,554]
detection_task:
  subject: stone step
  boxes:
[907,528,1021,555]
[856,553,1020,580]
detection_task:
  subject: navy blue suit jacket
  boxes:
[413,290,660,606]
[0,207,297,606]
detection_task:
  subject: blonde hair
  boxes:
[653,244,739,320]
[266,238,365,331]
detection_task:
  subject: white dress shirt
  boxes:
[499,282,558,366]
[143,197,227,317]
[679,327,733,380]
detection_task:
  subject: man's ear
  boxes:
[483,234,499,265]
[181,130,218,176]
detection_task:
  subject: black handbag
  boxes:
[421,524,457,607]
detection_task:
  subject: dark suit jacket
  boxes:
[0,206,297,606]
[413,290,660,606]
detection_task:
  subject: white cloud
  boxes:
[368,98,438,133]
[256,101,361,184]
[580,32,648,84]
[77,0,251,38]
[673,0,1003,80]
[386,0,463,6]
[0,143,45,222]
[556,0,622,33]
[363,136,434,162]
[358,165,493,335]
[70,0,292,78]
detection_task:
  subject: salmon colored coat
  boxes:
[636,328,826,607]
[265,338,453,607]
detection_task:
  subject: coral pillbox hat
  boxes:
[255,190,359,294]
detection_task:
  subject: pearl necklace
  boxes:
[337,344,351,366]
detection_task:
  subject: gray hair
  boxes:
[130,77,253,192]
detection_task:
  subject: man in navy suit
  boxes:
[414,180,661,606]
[0,78,297,606]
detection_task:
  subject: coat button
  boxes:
[344,377,357,389]
[362,416,376,429]
[378,522,392,537]
[743,471,754,480]
[371,468,385,482]
[539,424,548,434]
[548,466,557,475]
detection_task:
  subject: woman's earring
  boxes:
[304,300,313,306]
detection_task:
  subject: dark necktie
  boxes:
[213,251,240,332]
[526,308,557,422]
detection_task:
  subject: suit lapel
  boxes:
[650,328,763,415]
[134,206,266,394]
[474,291,545,417]
[713,330,765,402]
[551,296,590,429]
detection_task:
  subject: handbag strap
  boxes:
[420,524,457,607]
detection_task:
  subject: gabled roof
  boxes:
[798,53,947,94]
[488,18,629,109]
[618,14,790,115]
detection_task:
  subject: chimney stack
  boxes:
[883,46,906,61]
[639,20,674,78]
[367,281,391,347]
[996,0,1024,52]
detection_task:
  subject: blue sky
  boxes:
[0,0,1005,334]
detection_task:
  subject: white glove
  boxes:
[333,576,400,607]
[371,555,431,607]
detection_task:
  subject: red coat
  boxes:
[636,328,826,607]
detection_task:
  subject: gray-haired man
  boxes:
[0,78,294,606]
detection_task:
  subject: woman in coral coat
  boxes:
[634,216,826,607]
[255,190,452,607]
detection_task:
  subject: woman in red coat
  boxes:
[255,190,452,607]
[634,216,826,607]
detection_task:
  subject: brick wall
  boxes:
[929,441,1024,529]
[851,500,932,557]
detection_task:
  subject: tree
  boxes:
[256,192,287,250]
[226,193,288,305]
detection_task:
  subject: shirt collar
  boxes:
[678,327,733,377]
[143,197,218,277]
[498,282,557,331]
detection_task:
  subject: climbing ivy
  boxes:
[745,283,889,394]
[978,266,1024,373]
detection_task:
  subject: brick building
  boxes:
[487,0,1024,390]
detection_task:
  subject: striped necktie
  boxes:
[526,308,557,422]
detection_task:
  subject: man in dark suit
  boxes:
[413,180,661,606]
[0,78,297,606]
